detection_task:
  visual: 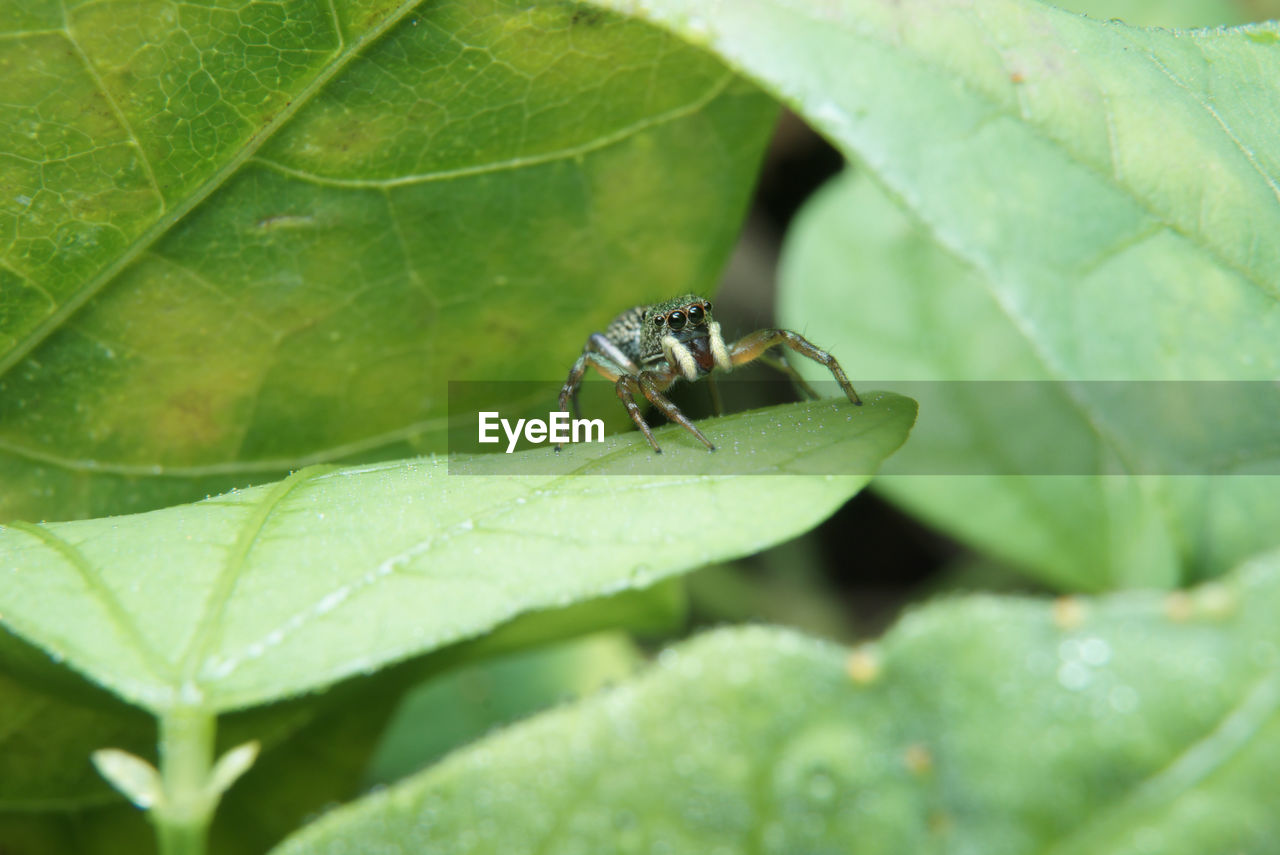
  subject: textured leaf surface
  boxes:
[365,632,643,786]
[781,168,1280,591]
[0,0,776,523]
[0,395,914,714]
[270,551,1280,855]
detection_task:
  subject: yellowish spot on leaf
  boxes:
[845,644,881,684]
[1052,596,1086,630]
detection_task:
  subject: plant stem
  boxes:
[154,707,217,855]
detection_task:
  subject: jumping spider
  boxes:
[558,294,861,453]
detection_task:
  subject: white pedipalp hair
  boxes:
[662,334,699,382]
[708,321,732,371]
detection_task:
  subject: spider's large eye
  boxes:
[667,310,686,331]
[687,304,705,325]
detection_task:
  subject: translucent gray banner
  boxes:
[446,380,1280,476]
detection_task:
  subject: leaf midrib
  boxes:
[176,464,335,695]
[0,0,427,380]
[4,520,176,689]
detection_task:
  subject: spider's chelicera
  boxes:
[558,294,861,453]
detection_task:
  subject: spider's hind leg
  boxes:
[728,329,861,405]
[706,374,724,416]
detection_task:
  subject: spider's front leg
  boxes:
[729,329,862,405]
[557,344,635,451]
[559,333,639,420]
[616,368,717,453]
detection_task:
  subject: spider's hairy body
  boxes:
[603,305,648,364]
[559,294,861,453]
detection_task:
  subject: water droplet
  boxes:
[1078,636,1111,666]
[1057,660,1091,691]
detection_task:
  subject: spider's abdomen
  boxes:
[604,305,648,364]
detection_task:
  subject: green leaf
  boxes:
[781,170,1280,590]
[269,550,1280,855]
[364,632,643,786]
[0,395,915,714]
[0,650,153,810]
[579,0,1280,587]
[595,0,1280,323]
[1055,0,1280,27]
[0,0,777,523]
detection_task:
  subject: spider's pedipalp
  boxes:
[707,320,732,372]
[661,334,700,382]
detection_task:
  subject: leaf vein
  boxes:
[4,520,176,685]
[0,0,428,378]
[1137,44,1280,210]
[0,417,448,476]
[61,1,165,211]
[249,70,735,189]
[175,464,335,693]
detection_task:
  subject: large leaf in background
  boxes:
[271,550,1280,855]
[583,0,1280,589]
[0,658,151,811]
[0,0,776,524]
[587,0,1280,327]
[781,172,1280,590]
[0,394,915,714]
[364,632,642,786]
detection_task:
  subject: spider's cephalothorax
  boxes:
[559,294,861,453]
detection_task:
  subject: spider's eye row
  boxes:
[653,314,665,327]
[667,310,687,331]
[687,304,705,325]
